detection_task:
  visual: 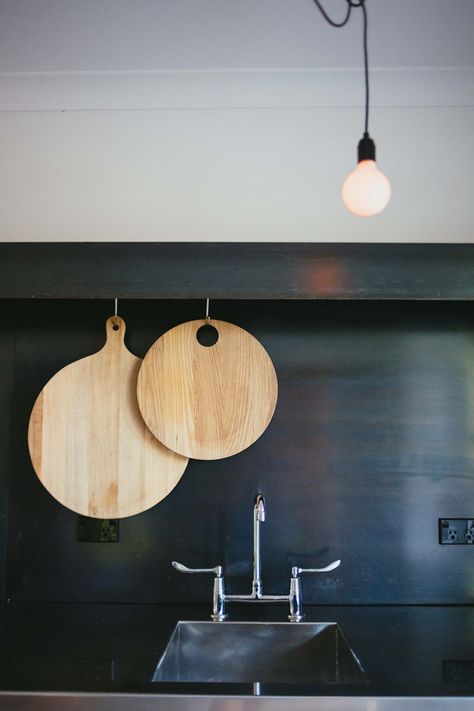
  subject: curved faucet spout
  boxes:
[254,494,266,522]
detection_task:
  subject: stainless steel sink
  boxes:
[152,621,366,684]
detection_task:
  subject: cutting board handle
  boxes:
[105,315,126,347]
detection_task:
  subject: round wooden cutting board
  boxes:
[28,316,188,518]
[137,318,278,460]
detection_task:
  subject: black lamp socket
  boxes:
[357,132,376,163]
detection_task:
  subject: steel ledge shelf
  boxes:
[0,242,472,300]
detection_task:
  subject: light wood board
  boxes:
[137,318,278,460]
[28,316,188,518]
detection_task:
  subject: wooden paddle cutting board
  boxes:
[28,316,188,518]
[137,318,278,460]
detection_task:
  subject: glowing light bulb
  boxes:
[342,132,391,217]
[342,160,391,217]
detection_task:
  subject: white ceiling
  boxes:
[0,0,472,242]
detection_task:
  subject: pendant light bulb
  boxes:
[342,133,391,217]
[342,160,391,217]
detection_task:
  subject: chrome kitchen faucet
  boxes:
[172,494,341,622]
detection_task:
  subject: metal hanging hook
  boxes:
[114,298,118,317]
[205,298,210,322]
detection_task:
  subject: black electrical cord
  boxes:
[311,0,352,27]
[312,0,369,135]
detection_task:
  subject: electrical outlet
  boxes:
[439,519,474,545]
[444,660,474,684]
[78,517,120,543]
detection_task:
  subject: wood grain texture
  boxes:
[137,319,278,460]
[28,316,188,518]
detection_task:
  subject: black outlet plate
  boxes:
[439,519,474,545]
[444,660,474,684]
[77,517,120,543]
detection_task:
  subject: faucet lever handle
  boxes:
[292,559,341,576]
[172,561,223,577]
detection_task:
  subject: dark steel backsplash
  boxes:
[4,298,474,604]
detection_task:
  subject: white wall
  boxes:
[0,0,472,242]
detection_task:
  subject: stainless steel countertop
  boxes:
[1,693,474,710]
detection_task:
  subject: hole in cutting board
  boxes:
[196,324,219,347]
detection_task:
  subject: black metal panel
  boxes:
[5,298,474,605]
[0,311,15,602]
[0,243,473,300]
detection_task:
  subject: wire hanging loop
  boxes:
[109,298,121,331]
[311,0,352,27]
[205,298,210,322]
